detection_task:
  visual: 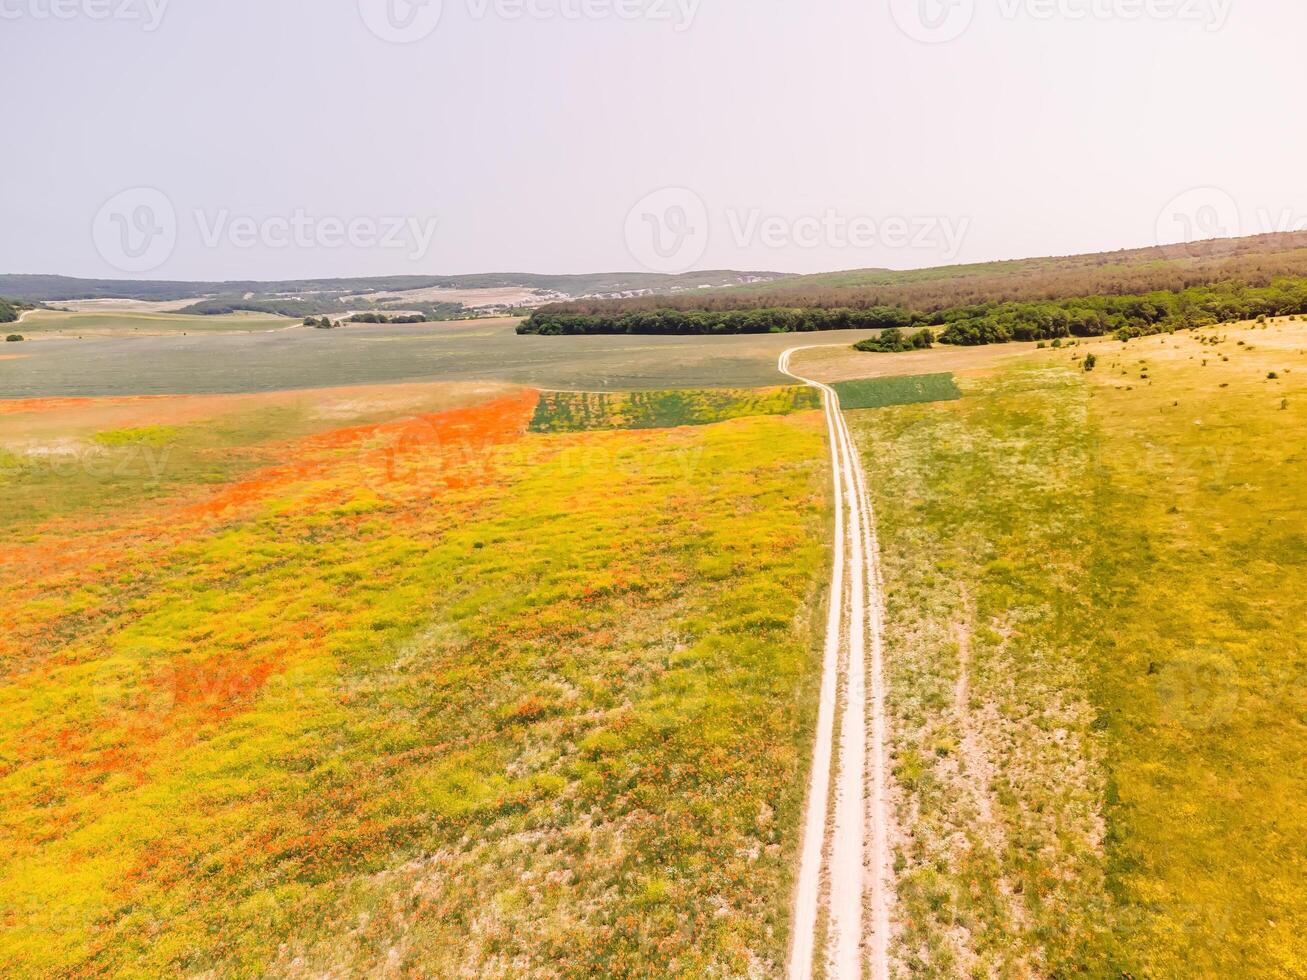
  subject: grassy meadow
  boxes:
[851,320,1306,976]
[16,309,294,336]
[0,384,831,975]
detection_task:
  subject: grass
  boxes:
[832,373,961,411]
[16,309,293,335]
[529,385,820,433]
[0,320,885,398]
[849,321,1307,976]
[0,385,831,975]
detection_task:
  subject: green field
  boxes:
[0,320,882,398]
[852,321,1306,975]
[529,385,820,433]
[832,373,962,411]
[16,309,294,336]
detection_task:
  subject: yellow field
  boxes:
[852,319,1307,975]
[0,385,830,975]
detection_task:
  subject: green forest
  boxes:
[520,277,1307,347]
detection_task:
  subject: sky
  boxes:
[2,0,1305,281]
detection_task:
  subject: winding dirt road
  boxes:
[780,347,892,980]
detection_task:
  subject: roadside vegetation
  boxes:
[851,321,1306,975]
[0,385,830,976]
[529,386,819,433]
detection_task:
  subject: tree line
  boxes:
[519,276,1307,347]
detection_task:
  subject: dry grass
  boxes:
[850,319,1307,976]
[780,341,1043,384]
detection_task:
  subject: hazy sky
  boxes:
[2,0,1304,281]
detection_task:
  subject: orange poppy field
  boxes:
[0,383,830,976]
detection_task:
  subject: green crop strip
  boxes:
[832,373,962,411]
[529,385,821,433]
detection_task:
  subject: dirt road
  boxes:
[780,347,892,980]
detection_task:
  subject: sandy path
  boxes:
[780,347,891,979]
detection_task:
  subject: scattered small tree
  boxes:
[1083,353,1098,372]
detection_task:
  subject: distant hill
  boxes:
[0,271,793,312]
[533,232,1307,316]
[519,232,1307,344]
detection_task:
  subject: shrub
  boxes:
[854,327,935,354]
[5,334,23,342]
[1084,353,1098,372]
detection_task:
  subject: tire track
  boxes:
[781,347,891,980]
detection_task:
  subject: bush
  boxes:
[854,327,935,354]
[5,334,22,342]
[1083,353,1098,372]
